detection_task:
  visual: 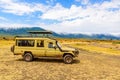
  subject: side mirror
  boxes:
[53,46,57,49]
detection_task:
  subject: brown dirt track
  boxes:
[0,41,120,80]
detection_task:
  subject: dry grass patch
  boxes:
[0,39,120,80]
[71,43,120,55]
[59,39,120,56]
[0,40,14,48]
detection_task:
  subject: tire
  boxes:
[24,53,33,62]
[63,54,73,64]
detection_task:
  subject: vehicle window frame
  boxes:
[48,42,54,48]
[37,40,44,47]
[16,39,35,47]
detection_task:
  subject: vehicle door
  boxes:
[45,41,57,57]
[34,40,46,57]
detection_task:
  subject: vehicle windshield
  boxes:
[56,41,62,49]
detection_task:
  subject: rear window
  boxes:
[16,40,35,47]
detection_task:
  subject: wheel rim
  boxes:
[65,57,72,63]
[25,55,31,61]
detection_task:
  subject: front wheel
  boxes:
[63,55,73,64]
[24,53,33,62]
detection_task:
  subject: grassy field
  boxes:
[60,39,120,55]
[0,39,120,80]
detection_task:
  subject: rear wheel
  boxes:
[24,53,33,62]
[63,54,73,64]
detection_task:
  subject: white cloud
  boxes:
[0,0,120,34]
[46,0,56,5]
[75,0,89,5]
[100,0,120,9]
[41,0,120,21]
[40,4,85,21]
[0,0,50,15]
[39,0,120,33]
[0,23,35,29]
[39,16,120,33]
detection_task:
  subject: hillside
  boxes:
[0,27,120,40]
[0,27,45,36]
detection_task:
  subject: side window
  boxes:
[37,40,44,47]
[48,42,53,48]
[17,40,34,47]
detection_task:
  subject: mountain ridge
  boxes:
[0,27,120,40]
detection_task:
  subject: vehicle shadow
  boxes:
[15,58,80,64]
[73,59,80,64]
[34,58,63,63]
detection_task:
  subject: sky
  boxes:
[0,0,120,34]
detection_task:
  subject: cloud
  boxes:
[0,0,120,34]
[0,0,50,15]
[75,0,89,5]
[39,16,120,33]
[46,0,56,5]
[0,23,35,29]
[41,0,120,21]
[39,0,120,33]
[41,3,88,21]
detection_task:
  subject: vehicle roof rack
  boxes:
[27,31,52,34]
[15,31,57,40]
[15,31,53,38]
[27,31,53,37]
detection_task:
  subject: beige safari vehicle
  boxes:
[11,31,79,64]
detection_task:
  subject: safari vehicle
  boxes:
[11,31,79,64]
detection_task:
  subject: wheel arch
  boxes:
[23,51,33,57]
[23,51,34,62]
[63,53,74,57]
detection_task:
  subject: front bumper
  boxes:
[73,49,79,57]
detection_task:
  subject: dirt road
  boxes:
[0,46,120,80]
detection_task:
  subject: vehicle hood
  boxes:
[61,47,75,52]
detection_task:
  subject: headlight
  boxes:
[73,49,79,56]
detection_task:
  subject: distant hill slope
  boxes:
[0,27,120,40]
[0,27,45,36]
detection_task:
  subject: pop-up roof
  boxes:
[15,31,53,38]
[27,31,53,37]
[27,31,52,34]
